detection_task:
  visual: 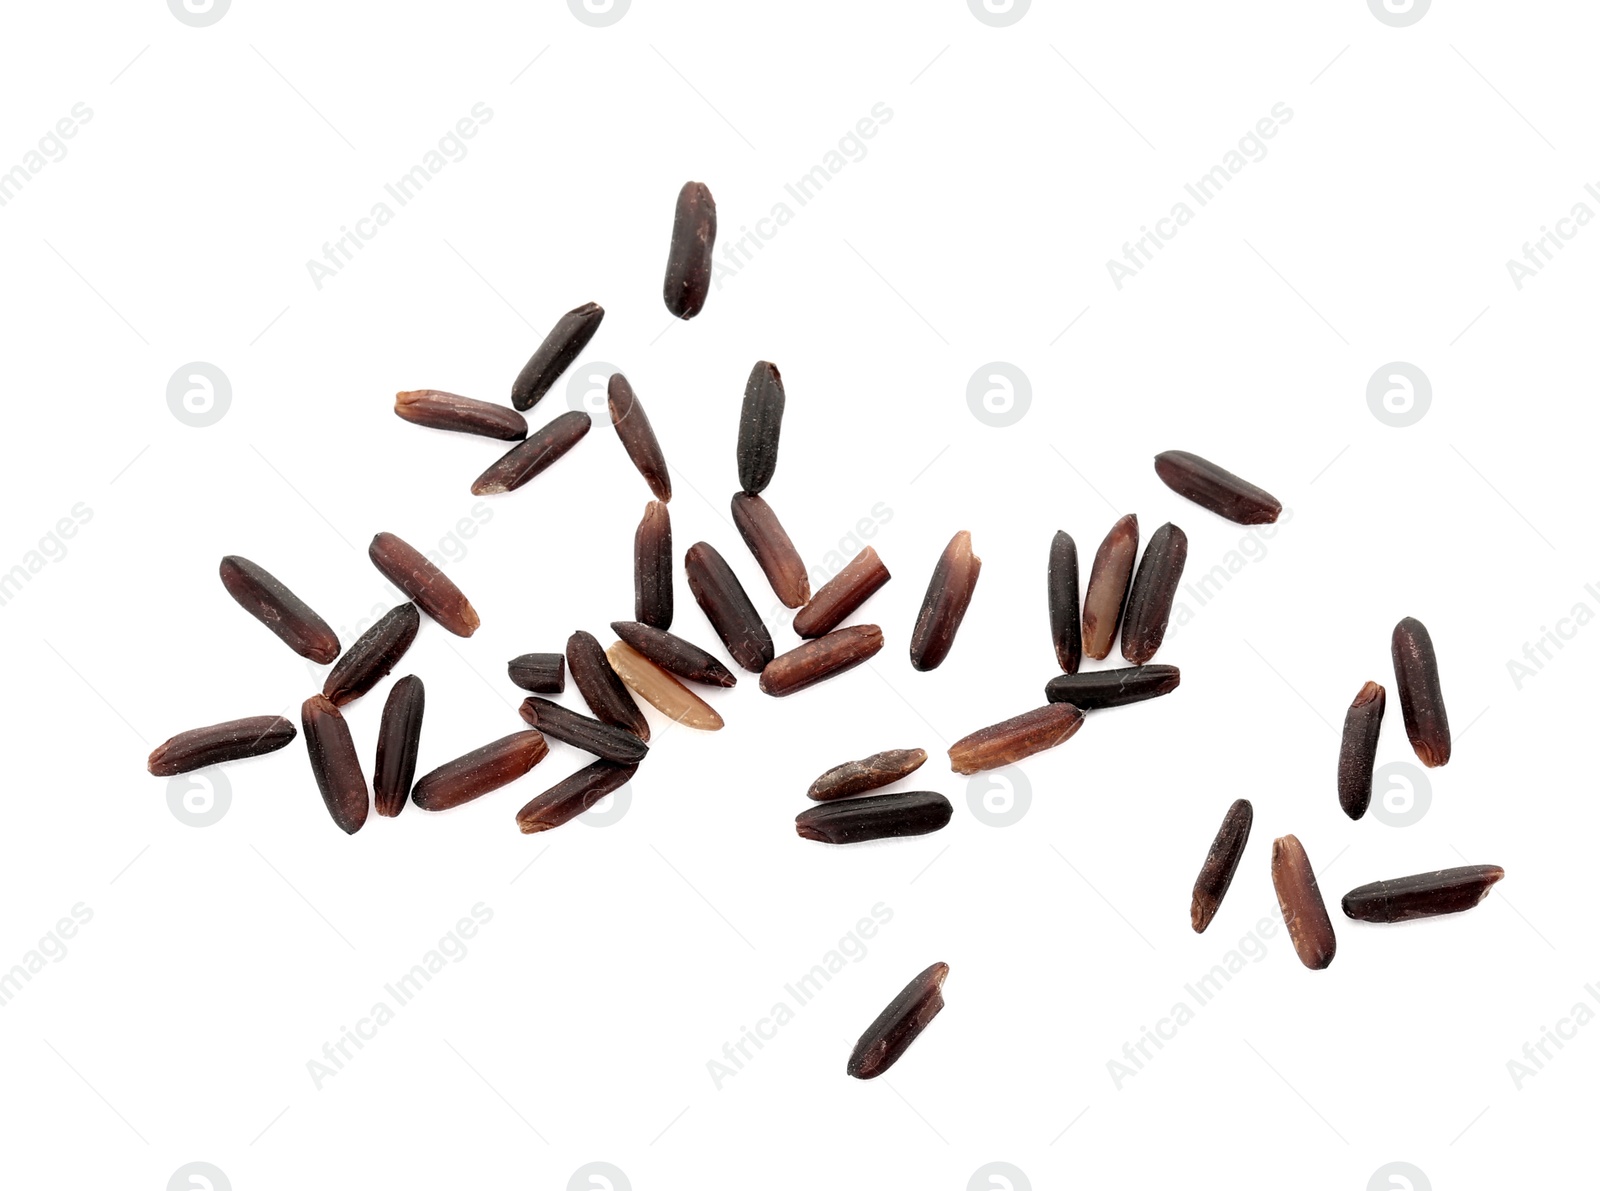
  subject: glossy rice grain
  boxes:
[373,676,425,817]
[1120,522,1187,664]
[795,790,952,845]
[605,641,724,730]
[909,531,981,671]
[1190,798,1252,933]
[147,715,296,777]
[568,630,651,742]
[760,625,883,697]
[807,748,927,802]
[635,501,673,630]
[609,621,737,687]
[846,962,949,1080]
[510,302,604,411]
[323,604,421,707]
[369,531,479,638]
[793,546,890,639]
[1154,450,1281,525]
[948,703,1083,775]
[219,555,340,664]
[517,697,649,764]
[684,541,773,672]
[517,759,639,833]
[1081,514,1138,661]
[394,389,527,440]
[411,730,549,811]
[736,361,785,495]
[1391,617,1450,767]
[1047,531,1081,675]
[302,694,369,834]
[1272,835,1336,970]
[607,374,671,500]
[662,182,716,320]
[1337,681,1385,820]
[472,410,591,496]
[1044,665,1180,710]
[1341,865,1505,923]
[508,653,566,694]
[731,492,810,608]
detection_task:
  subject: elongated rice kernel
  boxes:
[568,630,651,741]
[608,373,672,501]
[323,604,420,707]
[471,410,591,495]
[609,621,736,687]
[1154,450,1281,525]
[1391,617,1450,767]
[795,790,952,845]
[219,555,340,664]
[516,759,639,833]
[948,703,1083,774]
[1190,798,1252,932]
[663,182,716,320]
[1081,514,1138,661]
[369,531,479,638]
[684,541,773,673]
[1044,665,1180,710]
[394,389,527,440]
[846,962,949,1079]
[759,625,883,697]
[148,715,297,777]
[807,748,928,801]
[302,694,369,834]
[731,492,810,608]
[517,696,649,764]
[1341,865,1505,922]
[635,501,673,630]
[373,675,425,818]
[1047,531,1081,675]
[411,730,549,811]
[1272,834,1336,970]
[606,641,725,730]
[1337,681,1385,820]
[793,546,890,639]
[909,531,981,671]
[510,302,604,411]
[736,361,785,495]
[1119,522,1186,664]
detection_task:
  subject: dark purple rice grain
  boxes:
[219,556,341,665]
[1154,450,1281,525]
[609,621,737,687]
[1191,798,1252,933]
[369,531,480,638]
[792,546,890,639]
[759,625,883,697]
[1337,681,1385,820]
[1341,865,1505,922]
[567,630,651,742]
[684,541,774,673]
[508,653,566,694]
[323,604,421,707]
[510,302,604,411]
[373,675,425,817]
[1391,617,1450,768]
[516,759,639,833]
[635,501,673,630]
[663,182,716,320]
[411,730,549,811]
[736,361,785,495]
[302,694,369,834]
[1043,665,1180,710]
[1047,531,1081,675]
[147,715,297,777]
[909,530,981,672]
[394,389,528,441]
[1081,514,1138,661]
[517,696,649,764]
[846,962,949,1080]
[731,492,810,608]
[471,410,591,496]
[795,790,952,845]
[1120,522,1187,664]
[607,373,672,501]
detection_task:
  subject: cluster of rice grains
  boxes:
[143,183,1501,1087]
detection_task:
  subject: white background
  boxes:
[0,1,1591,1188]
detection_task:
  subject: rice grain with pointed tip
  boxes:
[634,501,673,630]
[394,389,527,440]
[1081,514,1138,661]
[909,531,981,671]
[323,604,421,707]
[684,541,773,673]
[948,703,1082,775]
[607,373,671,500]
[148,715,297,777]
[846,962,949,1080]
[472,410,591,495]
[218,556,341,664]
[1191,798,1252,932]
[369,532,479,638]
[1153,450,1281,524]
[609,621,737,687]
[510,302,604,411]
[605,641,725,730]
[411,730,549,811]
[517,759,640,833]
